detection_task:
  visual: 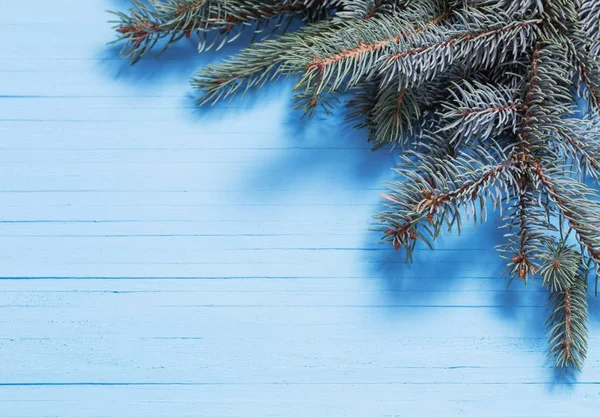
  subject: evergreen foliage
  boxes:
[110,0,600,371]
[540,242,590,370]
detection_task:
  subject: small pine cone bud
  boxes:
[426,213,434,224]
[512,255,522,264]
[393,239,401,251]
[408,229,417,240]
[552,260,560,269]
[518,263,527,280]
[385,229,396,236]
[422,189,432,198]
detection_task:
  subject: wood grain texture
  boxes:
[0,1,599,416]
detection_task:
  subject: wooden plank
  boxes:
[1,0,599,415]
[1,385,597,417]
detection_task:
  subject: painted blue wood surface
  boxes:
[1,2,599,415]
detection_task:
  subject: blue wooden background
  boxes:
[1,1,599,415]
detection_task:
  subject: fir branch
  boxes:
[362,82,427,149]
[353,65,499,148]
[193,0,395,105]
[531,163,600,273]
[550,30,600,113]
[288,0,450,113]
[110,0,339,63]
[546,270,589,370]
[517,41,573,158]
[562,33,600,112]
[192,20,338,104]
[538,0,600,112]
[439,80,521,144]
[304,9,448,79]
[378,143,518,257]
[379,19,541,89]
[580,0,600,55]
[336,0,402,20]
[497,178,554,284]
[512,186,539,282]
[539,242,582,292]
[497,41,563,285]
[551,117,600,180]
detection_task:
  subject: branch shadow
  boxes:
[363,209,508,308]
[180,80,398,202]
[97,39,242,88]
[243,103,397,196]
[361,200,594,388]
